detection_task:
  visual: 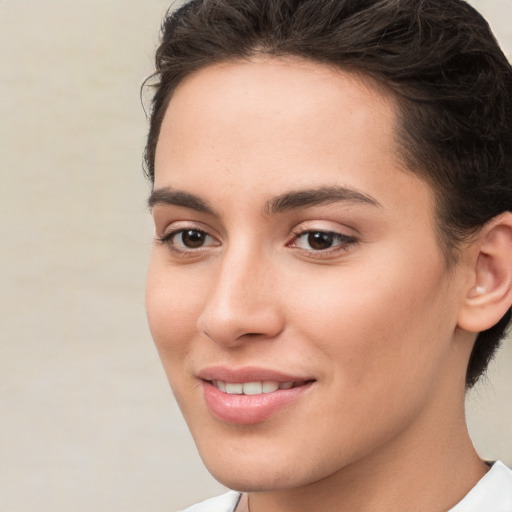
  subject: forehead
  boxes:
[154,57,433,226]
[158,57,397,164]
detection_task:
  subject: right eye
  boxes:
[158,228,219,252]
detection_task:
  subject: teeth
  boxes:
[225,382,243,394]
[262,381,279,393]
[243,382,262,395]
[213,380,296,394]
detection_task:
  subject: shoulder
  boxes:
[178,491,242,512]
[449,461,512,511]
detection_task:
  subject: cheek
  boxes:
[145,257,204,364]
[274,256,457,464]
[286,249,455,392]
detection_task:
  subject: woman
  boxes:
[144,0,512,510]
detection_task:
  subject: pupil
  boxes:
[182,230,205,248]
[308,232,333,250]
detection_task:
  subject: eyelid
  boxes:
[158,228,217,244]
[290,229,356,247]
[156,221,221,254]
[287,223,358,258]
[157,219,220,239]
[290,220,357,240]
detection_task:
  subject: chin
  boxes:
[195,432,349,493]
[205,459,307,493]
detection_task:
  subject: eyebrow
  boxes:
[264,185,382,214]
[147,188,216,215]
[147,185,381,215]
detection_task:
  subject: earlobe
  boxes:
[458,212,512,333]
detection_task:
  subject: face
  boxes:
[146,58,470,492]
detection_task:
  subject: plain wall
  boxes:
[0,1,510,510]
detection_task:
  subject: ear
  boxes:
[458,212,512,333]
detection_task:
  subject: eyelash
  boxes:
[288,229,357,257]
[156,228,219,254]
[156,227,357,258]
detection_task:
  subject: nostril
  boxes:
[201,329,213,340]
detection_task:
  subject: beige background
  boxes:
[0,1,510,511]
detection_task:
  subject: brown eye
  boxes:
[307,231,334,250]
[178,229,208,248]
[291,230,356,254]
[158,227,219,253]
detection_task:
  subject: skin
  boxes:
[146,57,490,511]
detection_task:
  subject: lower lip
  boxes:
[202,381,314,425]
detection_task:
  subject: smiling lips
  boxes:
[199,368,314,425]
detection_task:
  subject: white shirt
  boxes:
[179,461,512,512]
[449,461,512,511]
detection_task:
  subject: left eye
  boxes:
[293,231,355,251]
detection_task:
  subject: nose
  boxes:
[197,245,285,347]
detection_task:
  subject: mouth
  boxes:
[198,368,315,425]
[209,380,308,395]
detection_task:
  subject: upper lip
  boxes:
[197,366,314,383]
